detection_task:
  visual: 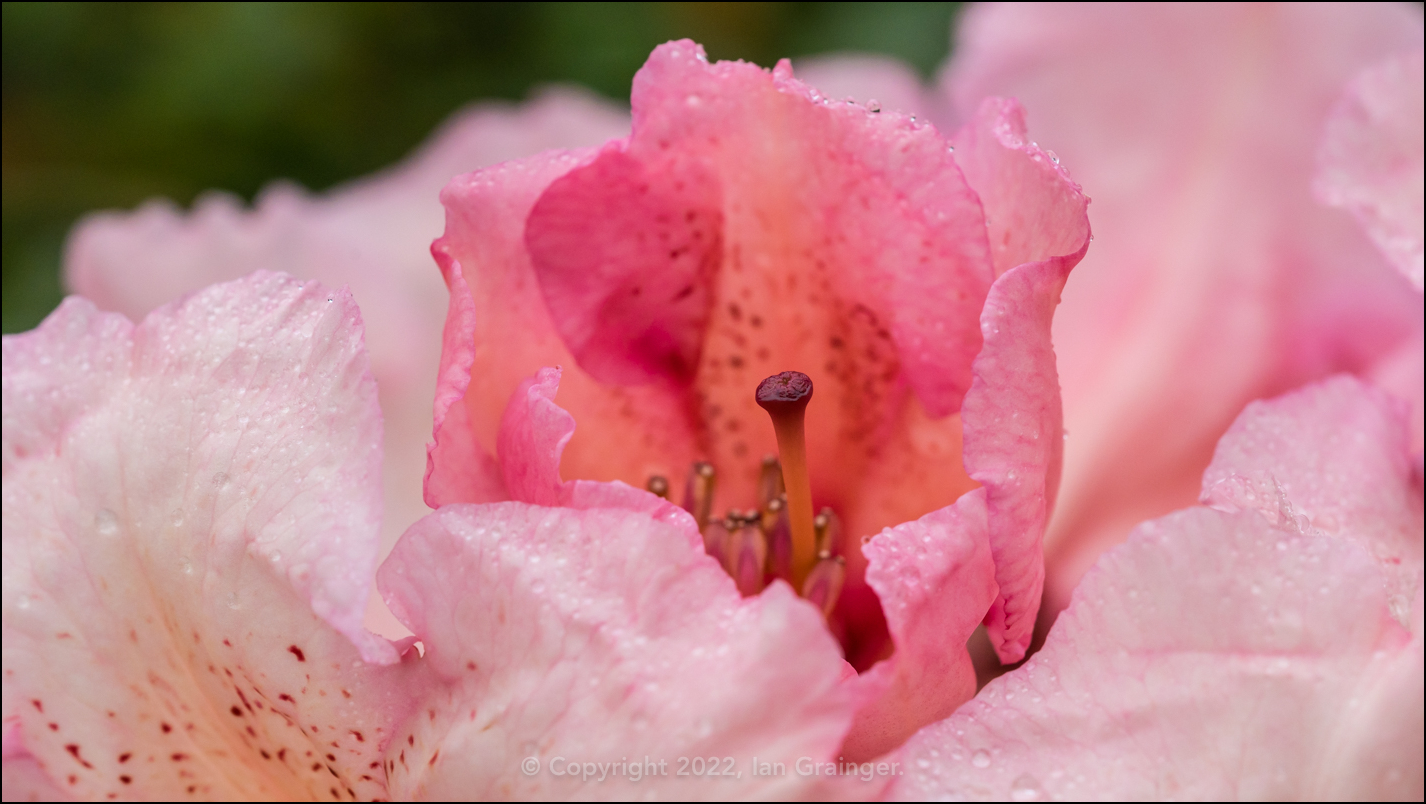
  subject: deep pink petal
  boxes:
[888,377,1424,801]
[429,149,703,508]
[525,145,723,385]
[433,43,1035,572]
[843,489,997,761]
[496,367,575,506]
[377,502,855,799]
[2,273,429,799]
[64,88,628,640]
[946,1,1426,625]
[953,98,1091,663]
[1316,48,1425,291]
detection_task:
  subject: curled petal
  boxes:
[377,502,855,799]
[955,98,1091,663]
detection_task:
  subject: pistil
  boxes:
[755,371,817,587]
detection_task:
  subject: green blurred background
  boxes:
[2,2,961,333]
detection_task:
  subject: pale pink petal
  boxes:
[1201,375,1422,620]
[1369,327,1425,461]
[889,506,1419,801]
[3,752,69,803]
[888,377,1424,800]
[843,489,997,761]
[946,2,1426,625]
[2,273,430,799]
[1316,48,1426,291]
[793,54,937,120]
[64,88,629,639]
[377,502,855,799]
[954,98,1091,663]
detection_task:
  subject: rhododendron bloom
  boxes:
[889,375,1424,801]
[425,39,1089,761]
[945,2,1425,627]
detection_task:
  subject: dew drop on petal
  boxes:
[95,509,119,536]
[1011,773,1042,801]
[971,750,991,769]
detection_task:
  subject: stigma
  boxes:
[648,371,846,619]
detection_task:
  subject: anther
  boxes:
[801,555,846,619]
[682,462,717,529]
[646,475,670,500]
[756,371,816,586]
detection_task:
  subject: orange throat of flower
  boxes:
[646,371,846,618]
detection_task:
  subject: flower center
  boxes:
[645,371,846,617]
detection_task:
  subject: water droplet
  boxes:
[867,99,881,112]
[685,94,702,108]
[95,509,119,536]
[971,750,991,768]
[1011,773,1042,801]
[916,758,931,769]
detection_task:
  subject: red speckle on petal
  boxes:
[160,722,172,733]
[65,744,93,768]
[288,645,306,662]
[118,753,131,764]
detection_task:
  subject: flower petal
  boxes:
[946,1,1426,626]
[65,88,629,639]
[888,377,1424,801]
[843,489,997,761]
[429,148,703,508]
[1201,375,1422,621]
[2,273,428,799]
[1316,48,1425,291]
[377,502,855,799]
[953,98,1091,663]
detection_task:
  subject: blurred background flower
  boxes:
[1,1,962,334]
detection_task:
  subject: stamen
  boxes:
[726,520,768,597]
[758,454,785,508]
[756,371,817,586]
[762,496,791,580]
[801,554,846,619]
[682,461,717,529]
[646,475,670,500]
[813,507,841,557]
[701,519,730,569]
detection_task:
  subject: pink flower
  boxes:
[5,38,1091,798]
[888,375,1424,800]
[61,89,630,640]
[425,39,1089,761]
[943,2,1425,627]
